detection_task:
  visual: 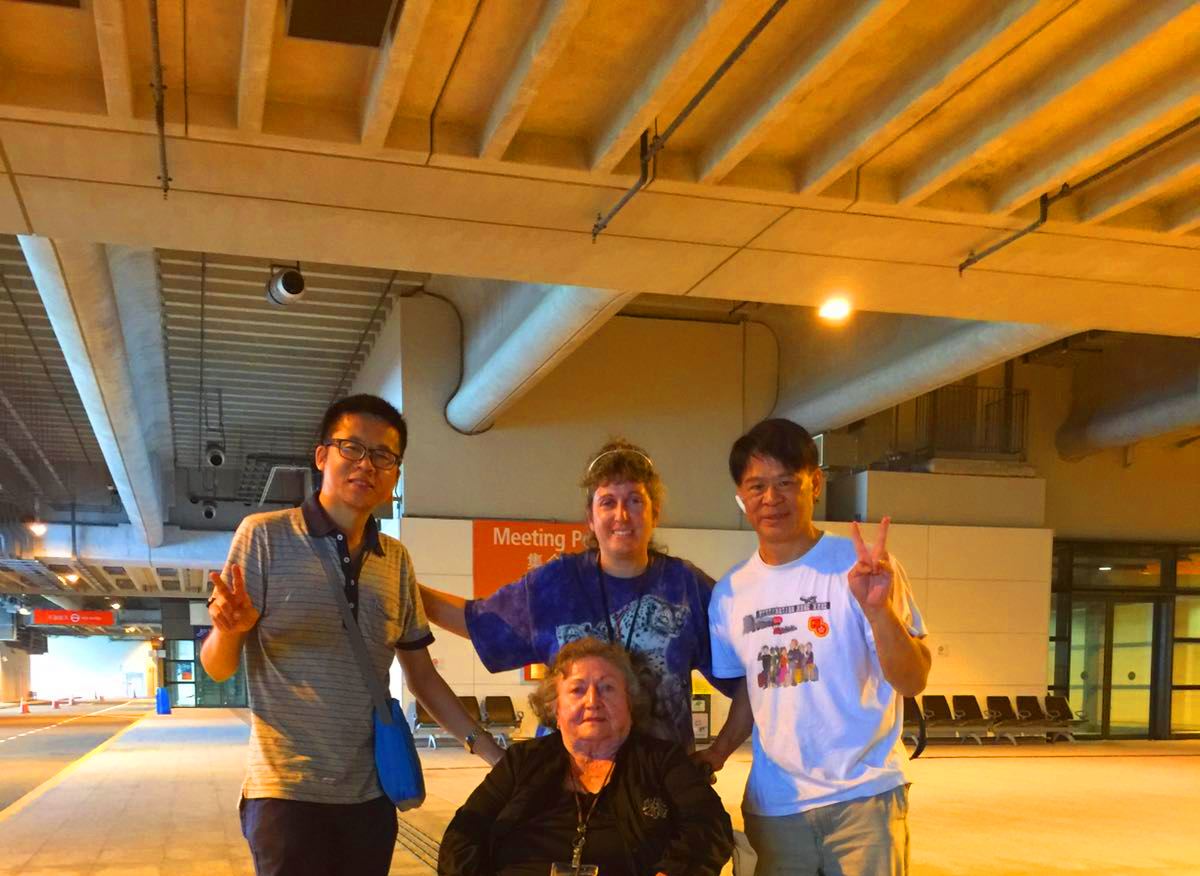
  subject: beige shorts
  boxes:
[742,784,909,876]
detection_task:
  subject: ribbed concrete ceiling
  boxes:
[158,250,425,470]
[0,0,1194,336]
[0,235,104,502]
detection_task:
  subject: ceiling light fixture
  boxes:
[1099,566,1112,572]
[110,601,122,610]
[65,573,80,584]
[17,606,30,615]
[818,297,852,322]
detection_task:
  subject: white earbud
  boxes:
[734,494,746,513]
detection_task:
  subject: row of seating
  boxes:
[411,694,526,749]
[903,694,1084,745]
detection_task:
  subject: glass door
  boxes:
[1070,599,1107,734]
[1109,601,1154,736]
[1070,597,1157,737]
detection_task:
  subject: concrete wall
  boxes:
[31,637,154,700]
[394,297,776,529]
[827,470,1046,528]
[396,516,1052,737]
[0,644,31,702]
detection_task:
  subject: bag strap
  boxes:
[315,548,395,725]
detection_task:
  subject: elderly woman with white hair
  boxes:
[438,638,734,876]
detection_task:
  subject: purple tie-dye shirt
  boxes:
[464,550,736,747]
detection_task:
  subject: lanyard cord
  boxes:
[596,551,650,650]
[570,756,617,870]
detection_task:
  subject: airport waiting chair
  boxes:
[902,697,923,747]
[920,695,970,742]
[482,695,525,748]
[950,694,993,744]
[412,700,453,749]
[457,695,484,726]
[1044,695,1086,742]
[1017,695,1074,742]
[986,695,1052,744]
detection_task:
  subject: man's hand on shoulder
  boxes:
[208,564,260,633]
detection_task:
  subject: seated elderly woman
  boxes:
[438,638,734,876]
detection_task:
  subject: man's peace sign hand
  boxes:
[848,518,894,621]
[207,564,260,634]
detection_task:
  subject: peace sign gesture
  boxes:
[207,563,260,633]
[848,518,894,620]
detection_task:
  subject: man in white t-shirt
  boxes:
[697,418,930,876]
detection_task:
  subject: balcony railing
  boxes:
[914,385,1028,458]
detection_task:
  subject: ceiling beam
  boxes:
[360,0,436,149]
[796,0,1071,195]
[1077,129,1200,224]
[589,0,744,173]
[18,236,166,548]
[91,0,134,119]
[1164,198,1200,235]
[991,71,1200,215]
[478,0,591,161]
[237,0,277,133]
[697,0,907,184]
[897,0,1199,206]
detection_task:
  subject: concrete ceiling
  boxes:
[0,0,1197,618]
[0,0,1194,336]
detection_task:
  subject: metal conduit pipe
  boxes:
[18,235,166,548]
[1056,369,1200,460]
[777,321,1070,433]
[444,284,636,434]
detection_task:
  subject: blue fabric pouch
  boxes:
[374,696,426,810]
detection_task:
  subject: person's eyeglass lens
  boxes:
[325,439,400,470]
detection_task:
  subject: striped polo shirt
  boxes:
[225,495,433,804]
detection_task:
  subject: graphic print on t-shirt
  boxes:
[744,597,831,689]
[556,593,687,738]
[756,639,821,689]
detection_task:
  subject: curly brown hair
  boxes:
[528,637,651,730]
[579,439,664,550]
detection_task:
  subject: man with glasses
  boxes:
[201,394,503,876]
[696,418,930,876]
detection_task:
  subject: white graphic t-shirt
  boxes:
[709,533,927,816]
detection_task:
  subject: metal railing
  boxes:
[914,385,1028,458]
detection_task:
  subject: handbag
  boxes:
[320,552,426,810]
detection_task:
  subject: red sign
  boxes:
[31,609,115,626]
[472,519,589,599]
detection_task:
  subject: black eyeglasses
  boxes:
[323,438,402,471]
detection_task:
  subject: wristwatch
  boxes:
[464,727,493,754]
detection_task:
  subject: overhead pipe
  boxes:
[444,284,635,434]
[777,321,1070,433]
[148,0,172,197]
[1056,345,1200,460]
[18,235,166,548]
[592,0,791,239]
[960,114,1200,272]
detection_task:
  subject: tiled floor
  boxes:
[0,709,1197,875]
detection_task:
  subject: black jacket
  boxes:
[438,730,734,876]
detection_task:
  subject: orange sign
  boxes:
[472,519,589,599]
[32,609,115,626]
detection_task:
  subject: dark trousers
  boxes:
[240,795,398,876]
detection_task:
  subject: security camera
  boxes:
[266,267,306,306]
[204,441,226,468]
[201,501,217,520]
